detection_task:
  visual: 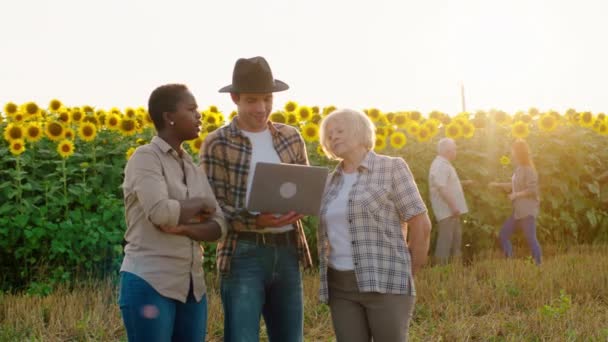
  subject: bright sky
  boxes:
[1,0,607,115]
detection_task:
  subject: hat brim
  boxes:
[218,79,289,93]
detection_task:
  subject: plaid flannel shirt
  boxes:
[200,119,313,275]
[318,151,427,303]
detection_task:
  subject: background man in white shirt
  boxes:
[428,138,472,264]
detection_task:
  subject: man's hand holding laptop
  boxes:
[255,211,304,229]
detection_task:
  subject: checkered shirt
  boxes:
[318,151,427,303]
[200,119,313,275]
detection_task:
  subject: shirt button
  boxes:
[354,262,358,266]
[348,219,352,223]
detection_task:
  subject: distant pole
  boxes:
[460,82,466,113]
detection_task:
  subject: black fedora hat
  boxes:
[219,56,289,93]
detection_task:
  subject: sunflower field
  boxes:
[1,100,607,292]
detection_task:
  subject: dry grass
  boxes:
[1,245,608,341]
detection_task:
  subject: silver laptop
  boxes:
[247,162,329,216]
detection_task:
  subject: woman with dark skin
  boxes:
[119,84,227,342]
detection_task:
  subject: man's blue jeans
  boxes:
[118,271,207,342]
[499,215,542,265]
[221,239,304,342]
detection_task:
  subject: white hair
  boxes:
[437,137,456,155]
[319,108,376,160]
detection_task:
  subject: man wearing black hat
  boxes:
[200,56,312,342]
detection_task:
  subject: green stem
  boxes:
[92,140,97,176]
[62,158,68,219]
[15,156,23,213]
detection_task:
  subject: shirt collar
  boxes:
[334,150,375,177]
[151,136,191,162]
[227,117,280,138]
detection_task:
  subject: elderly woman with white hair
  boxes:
[317,108,432,342]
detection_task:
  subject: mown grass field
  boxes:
[1,245,607,341]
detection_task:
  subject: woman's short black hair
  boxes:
[148,84,189,131]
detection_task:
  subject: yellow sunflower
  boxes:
[215,112,225,125]
[374,135,387,152]
[423,119,440,137]
[311,114,322,124]
[4,102,19,116]
[462,122,475,139]
[391,112,409,128]
[142,112,154,127]
[122,108,136,119]
[82,105,94,114]
[203,124,217,133]
[389,132,407,149]
[57,109,71,124]
[286,113,298,125]
[71,109,84,123]
[22,102,41,117]
[539,113,558,132]
[24,122,43,142]
[376,127,388,137]
[297,106,313,122]
[95,109,107,125]
[429,111,444,121]
[511,121,529,139]
[367,108,382,122]
[82,114,99,126]
[57,139,75,158]
[445,123,462,139]
[500,156,511,166]
[119,118,138,136]
[406,122,421,137]
[528,107,540,117]
[270,112,286,123]
[301,123,320,142]
[125,147,137,160]
[3,123,24,142]
[106,114,121,130]
[78,122,97,142]
[109,107,122,116]
[203,113,219,126]
[493,110,510,125]
[322,106,337,116]
[595,122,608,135]
[208,105,219,113]
[579,112,594,127]
[11,112,26,123]
[188,136,204,154]
[284,101,298,113]
[416,127,432,143]
[229,111,238,121]
[408,111,422,122]
[49,99,63,112]
[63,127,76,140]
[45,121,65,141]
[9,139,26,156]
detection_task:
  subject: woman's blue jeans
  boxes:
[499,215,542,265]
[118,271,207,342]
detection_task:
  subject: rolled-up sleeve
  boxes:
[392,157,428,222]
[124,149,180,227]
